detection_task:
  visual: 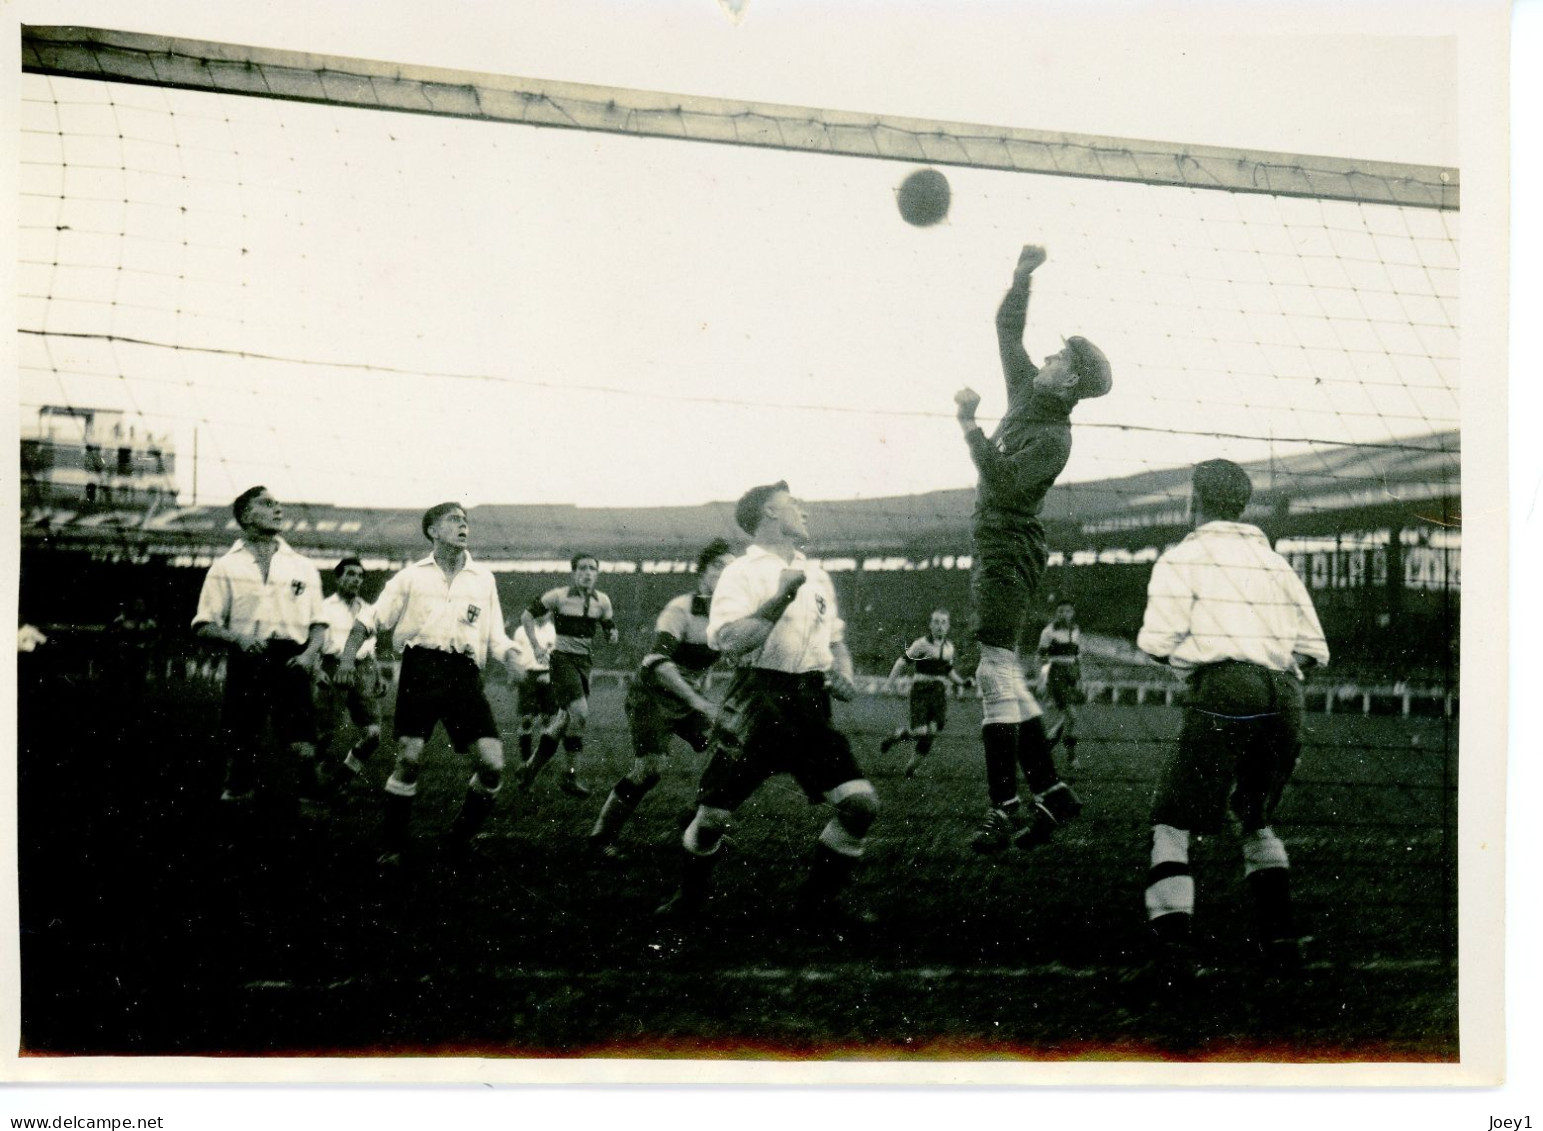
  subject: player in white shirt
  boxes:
[507,616,558,768]
[336,503,523,866]
[315,557,385,787]
[656,482,879,933]
[1137,459,1330,988]
[191,486,326,804]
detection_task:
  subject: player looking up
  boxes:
[1137,459,1329,989]
[517,553,618,798]
[656,482,878,934]
[335,503,523,866]
[880,608,968,778]
[953,244,1112,852]
[192,486,327,806]
[587,538,736,859]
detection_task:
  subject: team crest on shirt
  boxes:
[465,603,481,625]
[291,580,306,596]
[814,594,826,617]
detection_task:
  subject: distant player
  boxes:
[953,244,1112,852]
[508,614,558,767]
[192,486,327,804]
[880,608,968,778]
[656,482,879,933]
[587,538,735,859]
[315,557,384,787]
[517,553,618,798]
[1035,600,1085,766]
[335,503,523,866]
[1137,460,1329,988]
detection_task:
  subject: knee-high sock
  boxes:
[1146,823,1194,942]
[590,776,653,843]
[1016,715,1061,796]
[982,722,1020,808]
[382,775,418,853]
[1243,828,1294,942]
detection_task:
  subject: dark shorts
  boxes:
[518,671,558,720]
[626,679,713,760]
[392,646,500,751]
[908,680,949,731]
[971,517,1048,650]
[550,651,592,708]
[221,640,318,747]
[1151,661,1305,835]
[697,669,865,810]
[317,653,385,730]
[1045,661,1085,708]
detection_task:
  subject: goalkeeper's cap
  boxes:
[1064,336,1113,400]
[1192,459,1254,520]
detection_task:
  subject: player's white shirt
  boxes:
[509,617,556,675]
[191,537,325,646]
[1137,520,1330,675]
[321,593,376,660]
[362,551,516,669]
[707,544,844,674]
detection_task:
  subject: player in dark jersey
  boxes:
[954,244,1112,853]
[517,553,617,798]
[587,539,735,859]
[1035,600,1085,766]
[880,608,969,778]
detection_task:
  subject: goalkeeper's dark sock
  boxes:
[981,723,1020,808]
[1016,716,1061,796]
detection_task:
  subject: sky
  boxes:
[8,0,1469,512]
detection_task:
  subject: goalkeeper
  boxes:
[953,244,1112,852]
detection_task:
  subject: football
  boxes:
[896,167,951,226]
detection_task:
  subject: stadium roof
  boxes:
[20,432,1458,563]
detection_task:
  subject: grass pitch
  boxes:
[16,668,1457,1061]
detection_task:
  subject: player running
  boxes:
[656,482,879,934]
[880,608,969,778]
[517,553,618,799]
[1035,600,1085,766]
[335,503,523,866]
[587,538,736,859]
[954,244,1112,852]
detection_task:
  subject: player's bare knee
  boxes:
[1242,826,1289,873]
[827,779,880,837]
[474,737,505,775]
[684,805,731,854]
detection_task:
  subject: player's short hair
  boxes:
[1192,459,1253,521]
[334,556,364,578]
[570,552,599,572]
[232,485,269,525]
[421,502,465,541]
[694,538,734,574]
[1056,600,1076,611]
[734,480,789,536]
[931,607,951,618]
